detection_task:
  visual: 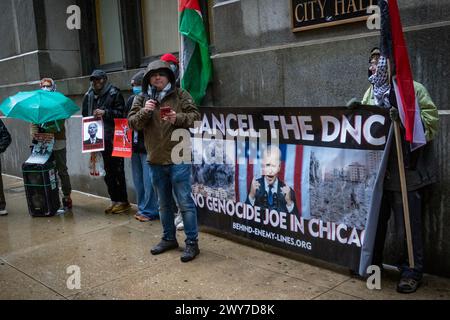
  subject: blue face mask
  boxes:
[132,86,142,95]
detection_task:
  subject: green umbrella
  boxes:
[0,90,79,124]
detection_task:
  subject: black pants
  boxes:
[102,142,128,203]
[51,148,72,197]
[372,189,424,279]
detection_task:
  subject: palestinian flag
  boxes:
[179,0,212,105]
[380,0,426,150]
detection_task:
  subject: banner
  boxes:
[112,118,132,158]
[82,117,105,153]
[191,106,391,275]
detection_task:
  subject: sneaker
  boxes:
[397,277,422,294]
[175,213,184,231]
[150,239,179,255]
[180,242,200,263]
[105,204,116,214]
[62,196,72,209]
[111,202,131,214]
[0,209,8,216]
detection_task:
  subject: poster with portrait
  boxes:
[82,117,105,153]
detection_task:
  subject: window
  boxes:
[95,0,124,65]
[141,0,179,57]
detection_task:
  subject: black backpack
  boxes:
[0,119,12,153]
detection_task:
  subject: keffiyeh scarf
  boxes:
[368,56,391,108]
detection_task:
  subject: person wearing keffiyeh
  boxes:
[361,47,439,294]
[368,54,391,108]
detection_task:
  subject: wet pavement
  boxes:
[1,175,450,300]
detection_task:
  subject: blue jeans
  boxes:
[150,164,198,243]
[131,153,159,218]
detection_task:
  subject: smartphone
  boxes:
[160,106,173,120]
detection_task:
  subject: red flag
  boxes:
[388,0,425,148]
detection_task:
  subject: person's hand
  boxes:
[346,98,361,109]
[93,109,105,118]
[249,178,260,199]
[390,107,399,121]
[144,99,157,112]
[281,185,293,206]
[163,110,177,124]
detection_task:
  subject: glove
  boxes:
[389,107,399,122]
[346,98,361,109]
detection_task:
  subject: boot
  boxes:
[150,239,179,255]
[180,241,200,263]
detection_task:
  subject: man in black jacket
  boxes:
[82,70,130,214]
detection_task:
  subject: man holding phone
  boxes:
[128,60,201,262]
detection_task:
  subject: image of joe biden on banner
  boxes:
[246,145,299,216]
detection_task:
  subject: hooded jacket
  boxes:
[127,60,200,165]
[362,81,440,191]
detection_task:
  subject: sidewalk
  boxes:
[1,175,449,300]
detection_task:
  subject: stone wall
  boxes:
[0,0,81,85]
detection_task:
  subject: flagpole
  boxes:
[178,0,184,82]
[393,118,415,269]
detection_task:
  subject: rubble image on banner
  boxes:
[191,137,236,202]
[308,146,383,230]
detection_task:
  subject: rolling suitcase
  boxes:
[22,160,60,217]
